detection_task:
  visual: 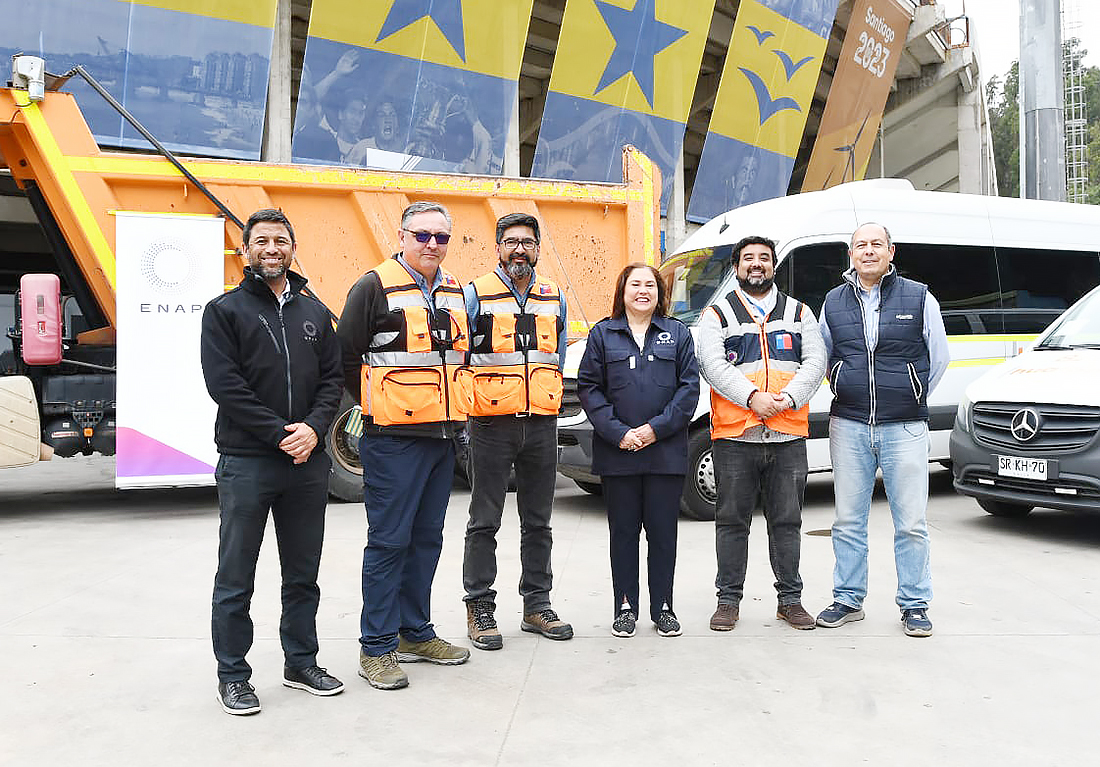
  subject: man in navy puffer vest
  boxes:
[815,223,949,638]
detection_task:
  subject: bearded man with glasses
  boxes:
[459,212,573,651]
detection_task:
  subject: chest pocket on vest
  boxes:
[492,313,517,351]
[379,368,445,423]
[405,308,432,353]
[528,367,562,412]
[534,314,558,354]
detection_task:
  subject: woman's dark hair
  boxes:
[611,262,667,319]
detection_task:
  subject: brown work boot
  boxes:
[521,608,573,640]
[777,602,816,630]
[709,603,739,631]
[466,600,503,651]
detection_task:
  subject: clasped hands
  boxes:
[280,422,318,464]
[618,423,657,452]
[749,390,792,420]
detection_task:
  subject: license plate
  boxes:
[997,455,1047,481]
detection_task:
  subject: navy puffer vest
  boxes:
[824,270,930,424]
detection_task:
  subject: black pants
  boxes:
[713,438,808,607]
[463,414,557,613]
[211,452,329,682]
[602,473,683,623]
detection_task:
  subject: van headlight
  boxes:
[955,394,972,433]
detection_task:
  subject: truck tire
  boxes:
[977,499,1033,518]
[574,480,603,496]
[680,427,716,521]
[327,392,364,503]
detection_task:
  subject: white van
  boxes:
[557,179,1100,520]
[950,284,1100,516]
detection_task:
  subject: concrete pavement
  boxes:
[2,457,1099,766]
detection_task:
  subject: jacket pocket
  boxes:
[528,367,563,413]
[378,368,445,424]
[607,351,635,390]
[649,345,677,390]
[471,371,526,414]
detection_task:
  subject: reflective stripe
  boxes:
[369,350,442,367]
[480,299,521,313]
[471,351,526,366]
[444,350,465,365]
[388,294,434,310]
[436,292,466,310]
[528,351,559,365]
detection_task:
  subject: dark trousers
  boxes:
[359,434,454,655]
[211,452,329,682]
[463,414,556,613]
[602,473,683,623]
[713,438,808,607]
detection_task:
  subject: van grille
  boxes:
[972,402,1100,452]
[961,470,1100,501]
[560,379,582,418]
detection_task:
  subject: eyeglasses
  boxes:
[500,237,539,250]
[403,229,451,245]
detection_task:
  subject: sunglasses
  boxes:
[403,228,451,245]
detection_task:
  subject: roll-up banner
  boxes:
[0,0,277,159]
[531,0,716,210]
[294,0,533,173]
[115,212,223,490]
[801,0,911,190]
[687,0,839,223]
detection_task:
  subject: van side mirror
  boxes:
[19,274,63,366]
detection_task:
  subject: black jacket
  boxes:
[200,267,344,457]
[577,314,699,476]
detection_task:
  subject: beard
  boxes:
[503,256,533,282]
[252,260,288,281]
[737,273,773,295]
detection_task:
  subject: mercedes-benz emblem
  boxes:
[1010,408,1040,442]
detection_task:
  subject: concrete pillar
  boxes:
[957,84,983,194]
[504,89,520,177]
[1019,0,1066,200]
[666,148,686,253]
[261,0,292,163]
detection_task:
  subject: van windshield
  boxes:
[660,244,735,324]
[1036,289,1100,349]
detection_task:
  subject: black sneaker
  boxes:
[901,608,933,637]
[283,665,345,696]
[611,611,636,638]
[655,611,681,637]
[217,680,261,716]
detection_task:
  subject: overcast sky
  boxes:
[943,0,1100,81]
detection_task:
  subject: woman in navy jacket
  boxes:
[577,263,699,638]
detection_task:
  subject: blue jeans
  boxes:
[829,417,932,611]
[359,435,454,656]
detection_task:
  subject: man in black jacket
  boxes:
[201,208,344,715]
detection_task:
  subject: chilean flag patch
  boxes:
[775,333,793,350]
[539,283,553,295]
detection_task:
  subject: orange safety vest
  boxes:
[459,271,563,416]
[709,290,810,440]
[360,258,468,426]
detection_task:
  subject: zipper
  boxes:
[829,360,842,397]
[853,283,876,424]
[276,302,293,420]
[907,362,923,402]
[257,313,281,353]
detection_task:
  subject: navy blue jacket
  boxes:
[577,314,699,476]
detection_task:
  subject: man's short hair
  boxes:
[401,201,452,229]
[243,208,295,245]
[731,235,776,264]
[495,213,540,244]
[851,222,892,248]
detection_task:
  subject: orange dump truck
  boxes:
[0,84,661,499]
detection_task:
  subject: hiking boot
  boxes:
[655,611,681,637]
[611,611,636,638]
[521,608,574,640]
[358,650,409,690]
[816,602,865,628]
[283,665,345,696]
[217,680,261,715]
[396,636,471,665]
[776,603,816,630]
[467,600,503,651]
[901,608,933,637]
[709,603,739,631]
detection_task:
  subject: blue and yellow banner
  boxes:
[0,0,277,159]
[686,0,839,223]
[530,0,716,209]
[294,0,534,173]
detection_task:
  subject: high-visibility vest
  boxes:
[360,258,468,426]
[709,290,810,440]
[460,271,563,416]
